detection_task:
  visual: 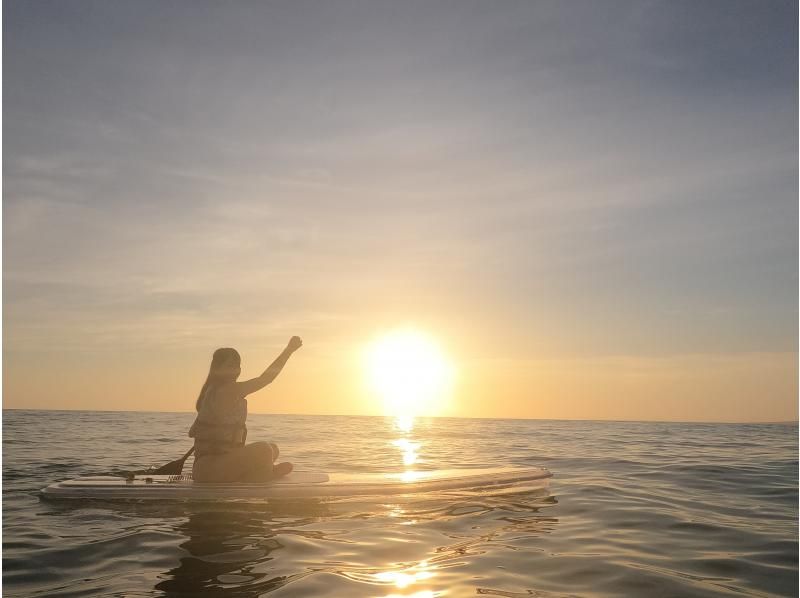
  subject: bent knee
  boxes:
[249,441,274,460]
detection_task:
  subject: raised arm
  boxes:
[235,336,303,397]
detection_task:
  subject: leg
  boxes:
[193,442,273,483]
[263,442,293,477]
[239,442,293,482]
[192,442,292,483]
[239,442,274,482]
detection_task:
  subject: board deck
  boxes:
[41,466,551,501]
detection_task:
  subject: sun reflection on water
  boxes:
[374,568,434,588]
[395,415,414,433]
[392,438,419,466]
[344,559,440,597]
[399,470,425,483]
[393,415,423,482]
[370,560,439,597]
[376,591,436,598]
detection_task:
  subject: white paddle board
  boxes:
[41,466,551,501]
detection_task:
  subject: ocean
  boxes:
[3,410,797,597]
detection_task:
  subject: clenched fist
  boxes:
[287,336,303,353]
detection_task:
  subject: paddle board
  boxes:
[41,466,551,501]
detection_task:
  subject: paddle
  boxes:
[148,446,195,475]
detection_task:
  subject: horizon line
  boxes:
[2,407,797,426]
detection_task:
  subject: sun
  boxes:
[363,329,455,417]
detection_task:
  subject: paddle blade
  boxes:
[149,446,195,475]
[149,458,187,475]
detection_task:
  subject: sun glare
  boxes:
[364,329,455,418]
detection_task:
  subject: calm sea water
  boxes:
[3,410,797,597]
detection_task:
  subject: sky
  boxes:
[3,0,798,421]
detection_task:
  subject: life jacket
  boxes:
[189,386,248,457]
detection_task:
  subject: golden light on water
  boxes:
[395,415,414,433]
[346,559,439,597]
[399,469,425,483]
[372,560,438,597]
[374,568,435,588]
[392,438,419,466]
[363,329,455,418]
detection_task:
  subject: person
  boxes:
[189,337,302,482]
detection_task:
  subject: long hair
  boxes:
[196,348,241,411]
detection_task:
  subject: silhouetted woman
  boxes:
[189,337,302,482]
